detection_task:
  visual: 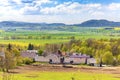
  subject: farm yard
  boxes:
[0,64,120,80]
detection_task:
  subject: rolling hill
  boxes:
[0,19,120,31]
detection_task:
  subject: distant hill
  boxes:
[0,20,120,29]
[74,19,120,27]
[0,21,65,27]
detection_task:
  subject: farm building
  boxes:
[69,53,90,64]
[0,48,5,66]
[64,57,73,64]
[87,58,97,66]
[21,50,97,65]
[21,50,38,59]
[35,54,60,64]
[0,47,5,58]
[35,55,49,62]
[46,54,60,63]
[0,51,5,58]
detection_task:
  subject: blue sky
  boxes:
[0,0,120,24]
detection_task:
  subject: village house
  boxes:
[69,53,90,64]
[21,50,38,59]
[35,53,61,64]
[87,58,97,66]
[64,57,73,64]
[35,55,49,62]
[21,50,96,66]
[0,47,5,67]
[0,51,5,58]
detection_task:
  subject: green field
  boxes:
[0,27,120,47]
[0,71,119,80]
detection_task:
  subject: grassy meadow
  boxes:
[0,71,119,80]
[0,27,120,47]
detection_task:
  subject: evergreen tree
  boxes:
[28,43,34,50]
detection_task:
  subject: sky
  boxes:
[0,0,120,24]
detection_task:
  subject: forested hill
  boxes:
[74,20,120,27]
[0,21,65,27]
[0,19,120,29]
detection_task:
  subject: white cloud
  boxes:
[20,5,39,15]
[33,0,52,6]
[0,0,10,6]
[40,2,102,15]
[0,1,120,24]
[90,11,104,16]
[108,3,120,10]
[12,0,22,4]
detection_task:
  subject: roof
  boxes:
[35,54,60,63]
[22,50,38,53]
[70,54,90,58]
[21,50,37,59]
[46,54,59,60]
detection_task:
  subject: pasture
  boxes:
[0,27,120,46]
[0,65,120,80]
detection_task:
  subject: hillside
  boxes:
[0,20,120,31]
[75,19,120,27]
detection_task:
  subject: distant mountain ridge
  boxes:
[0,21,65,27]
[0,19,120,27]
[74,19,120,27]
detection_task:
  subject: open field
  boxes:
[0,27,120,46]
[0,65,120,80]
[0,27,120,80]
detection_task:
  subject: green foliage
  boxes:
[61,45,67,52]
[4,50,17,72]
[12,48,20,56]
[16,57,24,66]
[23,58,33,65]
[102,51,114,65]
[27,43,34,50]
[117,55,120,64]
[37,49,43,56]
[0,29,120,66]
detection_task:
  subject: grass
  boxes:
[0,39,69,46]
[0,71,119,80]
[0,28,120,46]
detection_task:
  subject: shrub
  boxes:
[23,57,33,65]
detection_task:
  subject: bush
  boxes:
[23,57,33,65]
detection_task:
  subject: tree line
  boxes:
[0,38,120,72]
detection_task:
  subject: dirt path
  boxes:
[9,64,120,75]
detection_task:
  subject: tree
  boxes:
[28,36,33,39]
[118,55,120,64]
[7,44,12,51]
[70,36,75,40]
[37,49,43,56]
[4,50,16,72]
[102,51,113,65]
[28,43,34,50]
[95,49,105,67]
[105,44,111,51]
[61,45,67,52]
[12,48,20,56]
[23,57,33,65]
